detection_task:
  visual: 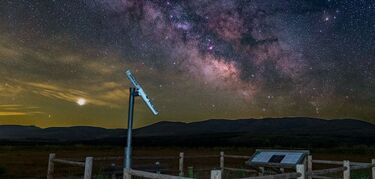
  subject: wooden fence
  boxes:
[47,153,93,179]
[47,152,375,179]
[227,154,375,179]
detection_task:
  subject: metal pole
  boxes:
[125,87,136,170]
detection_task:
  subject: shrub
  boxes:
[0,166,6,175]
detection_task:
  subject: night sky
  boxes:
[0,0,374,128]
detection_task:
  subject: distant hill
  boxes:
[1,117,374,147]
[0,125,124,141]
[135,117,375,137]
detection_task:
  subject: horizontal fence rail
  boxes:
[312,159,372,166]
[184,155,219,159]
[310,176,340,179]
[124,169,193,179]
[224,167,257,173]
[237,172,301,179]
[224,155,251,159]
[307,166,347,176]
[53,158,85,167]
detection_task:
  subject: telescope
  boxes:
[126,70,158,115]
[123,70,159,172]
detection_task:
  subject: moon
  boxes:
[76,98,87,106]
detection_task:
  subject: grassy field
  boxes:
[0,145,374,178]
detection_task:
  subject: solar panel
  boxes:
[247,149,309,168]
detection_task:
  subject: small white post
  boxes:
[371,159,374,179]
[47,153,55,179]
[84,157,93,179]
[211,170,222,179]
[307,155,312,179]
[258,167,265,176]
[296,164,305,179]
[343,160,350,179]
[220,151,224,173]
[111,163,116,179]
[123,168,131,179]
[280,168,285,173]
[155,161,161,174]
[179,152,184,176]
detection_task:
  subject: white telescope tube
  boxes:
[126,70,159,115]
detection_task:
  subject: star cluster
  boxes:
[0,0,374,127]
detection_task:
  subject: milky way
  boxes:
[85,0,308,99]
[0,0,374,127]
[85,0,374,101]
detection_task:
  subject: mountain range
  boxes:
[1,117,374,147]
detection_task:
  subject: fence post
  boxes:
[155,161,160,174]
[211,170,222,179]
[111,163,116,179]
[258,167,264,176]
[280,168,284,173]
[123,168,131,179]
[343,160,350,179]
[47,153,55,179]
[220,151,224,173]
[179,152,184,176]
[84,157,93,179]
[188,166,194,178]
[372,159,375,179]
[296,164,305,179]
[307,155,312,179]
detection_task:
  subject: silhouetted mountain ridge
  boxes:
[0,118,374,146]
[137,117,374,137]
